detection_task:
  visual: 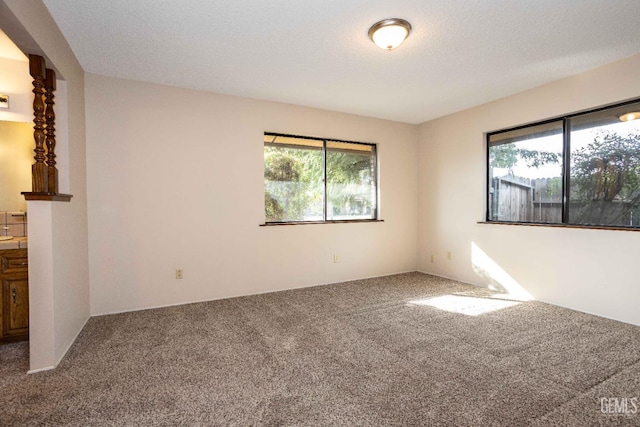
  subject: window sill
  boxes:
[22,192,73,202]
[478,221,640,232]
[261,219,384,226]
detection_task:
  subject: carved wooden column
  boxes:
[22,54,72,202]
[45,68,58,194]
[28,54,48,193]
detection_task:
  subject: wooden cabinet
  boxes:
[0,249,29,342]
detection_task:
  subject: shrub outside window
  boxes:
[264,133,377,223]
[488,98,640,228]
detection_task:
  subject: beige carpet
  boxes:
[1,272,639,426]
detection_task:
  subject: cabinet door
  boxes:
[0,249,28,275]
[3,277,29,336]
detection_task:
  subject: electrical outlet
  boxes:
[176,269,183,279]
[430,255,435,263]
[333,254,340,263]
[447,251,452,260]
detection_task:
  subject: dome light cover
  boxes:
[368,18,412,50]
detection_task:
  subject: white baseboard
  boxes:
[28,365,54,374]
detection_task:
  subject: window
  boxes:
[487,98,640,228]
[264,133,377,223]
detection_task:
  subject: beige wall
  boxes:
[418,54,640,326]
[2,0,90,370]
[85,73,418,315]
[0,55,32,213]
[0,121,31,211]
[0,56,31,123]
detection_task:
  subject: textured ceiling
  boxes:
[42,0,640,124]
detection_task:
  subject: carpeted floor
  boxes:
[1,272,639,426]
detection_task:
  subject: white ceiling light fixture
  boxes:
[368,18,412,51]
[619,112,640,122]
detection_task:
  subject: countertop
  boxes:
[0,237,28,250]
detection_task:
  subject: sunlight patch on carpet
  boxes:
[408,295,521,316]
